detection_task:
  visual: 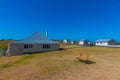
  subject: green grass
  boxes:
[0,51,2,58]
[0,54,35,69]
[14,54,34,65]
[0,62,12,69]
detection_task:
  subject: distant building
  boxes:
[79,39,90,46]
[52,40,63,44]
[6,32,59,56]
[71,41,79,44]
[63,40,78,44]
[71,41,75,44]
[63,40,71,44]
[95,39,117,46]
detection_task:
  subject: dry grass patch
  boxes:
[0,45,120,80]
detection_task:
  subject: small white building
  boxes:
[63,40,78,44]
[79,39,90,46]
[63,40,71,44]
[95,39,117,46]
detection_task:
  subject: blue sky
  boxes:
[0,0,120,41]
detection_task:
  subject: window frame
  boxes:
[43,44,51,49]
[24,44,33,49]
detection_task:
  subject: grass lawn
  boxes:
[0,44,120,80]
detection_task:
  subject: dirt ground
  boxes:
[0,45,120,80]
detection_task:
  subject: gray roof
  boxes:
[12,32,58,44]
[96,39,115,42]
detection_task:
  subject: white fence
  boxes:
[108,45,120,48]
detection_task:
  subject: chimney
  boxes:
[46,30,48,38]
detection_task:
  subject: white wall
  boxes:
[63,40,67,44]
[71,41,74,44]
[79,41,84,45]
[7,43,59,56]
[96,42,108,46]
[63,40,71,44]
[79,41,90,45]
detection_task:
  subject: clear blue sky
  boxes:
[0,0,120,41]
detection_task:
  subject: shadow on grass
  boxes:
[79,60,96,64]
[23,48,66,55]
[59,48,66,50]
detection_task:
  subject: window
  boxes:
[24,45,33,49]
[43,44,50,49]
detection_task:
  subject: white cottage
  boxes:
[63,40,77,44]
[95,39,117,46]
[63,40,71,44]
[6,32,59,56]
[79,39,90,46]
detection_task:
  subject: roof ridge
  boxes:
[12,32,58,44]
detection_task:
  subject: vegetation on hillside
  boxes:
[0,40,15,50]
[0,40,15,57]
